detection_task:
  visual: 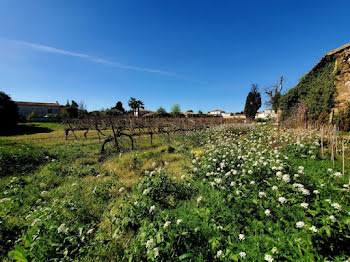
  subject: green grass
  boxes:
[1,125,349,261]
[24,122,66,131]
[0,127,201,261]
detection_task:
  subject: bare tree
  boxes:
[264,76,284,112]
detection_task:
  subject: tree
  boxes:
[198,110,204,116]
[136,100,144,116]
[128,97,144,116]
[170,104,182,117]
[61,100,79,118]
[0,91,19,134]
[264,76,284,112]
[27,110,37,121]
[156,107,168,117]
[114,101,125,113]
[128,97,137,114]
[71,100,78,110]
[244,84,262,120]
[78,101,88,117]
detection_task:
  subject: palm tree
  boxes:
[136,100,144,116]
[128,97,145,116]
[128,97,137,115]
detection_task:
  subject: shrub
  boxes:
[0,91,19,135]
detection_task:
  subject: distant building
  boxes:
[255,109,276,120]
[134,109,154,117]
[15,101,61,119]
[208,109,226,116]
[183,111,198,117]
[222,112,246,120]
[222,113,233,118]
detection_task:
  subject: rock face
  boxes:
[332,44,350,112]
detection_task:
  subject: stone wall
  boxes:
[333,47,350,113]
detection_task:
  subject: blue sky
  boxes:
[0,0,349,113]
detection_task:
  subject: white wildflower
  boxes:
[296,221,305,229]
[259,191,266,198]
[57,223,68,233]
[214,178,222,184]
[216,250,223,258]
[271,247,278,254]
[153,247,159,258]
[282,174,290,183]
[331,203,341,211]
[309,225,318,232]
[143,188,151,195]
[176,219,183,225]
[264,209,271,216]
[239,234,245,241]
[0,198,11,203]
[163,221,171,229]
[276,171,282,178]
[146,238,153,249]
[149,205,156,213]
[300,203,309,209]
[333,172,343,177]
[264,254,274,262]
[239,252,246,259]
[278,197,286,204]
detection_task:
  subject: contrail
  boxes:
[6,39,206,83]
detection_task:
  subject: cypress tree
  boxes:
[244,84,262,120]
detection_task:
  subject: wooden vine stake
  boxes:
[320,127,324,158]
[331,128,335,169]
[342,139,345,177]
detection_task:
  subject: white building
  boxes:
[15,101,61,118]
[255,109,276,120]
[208,109,226,116]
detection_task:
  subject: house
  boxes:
[15,101,61,119]
[222,113,246,120]
[134,109,154,117]
[255,109,276,120]
[142,112,158,118]
[222,113,233,118]
[207,109,226,116]
[183,111,198,117]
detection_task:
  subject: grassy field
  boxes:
[1,123,349,261]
